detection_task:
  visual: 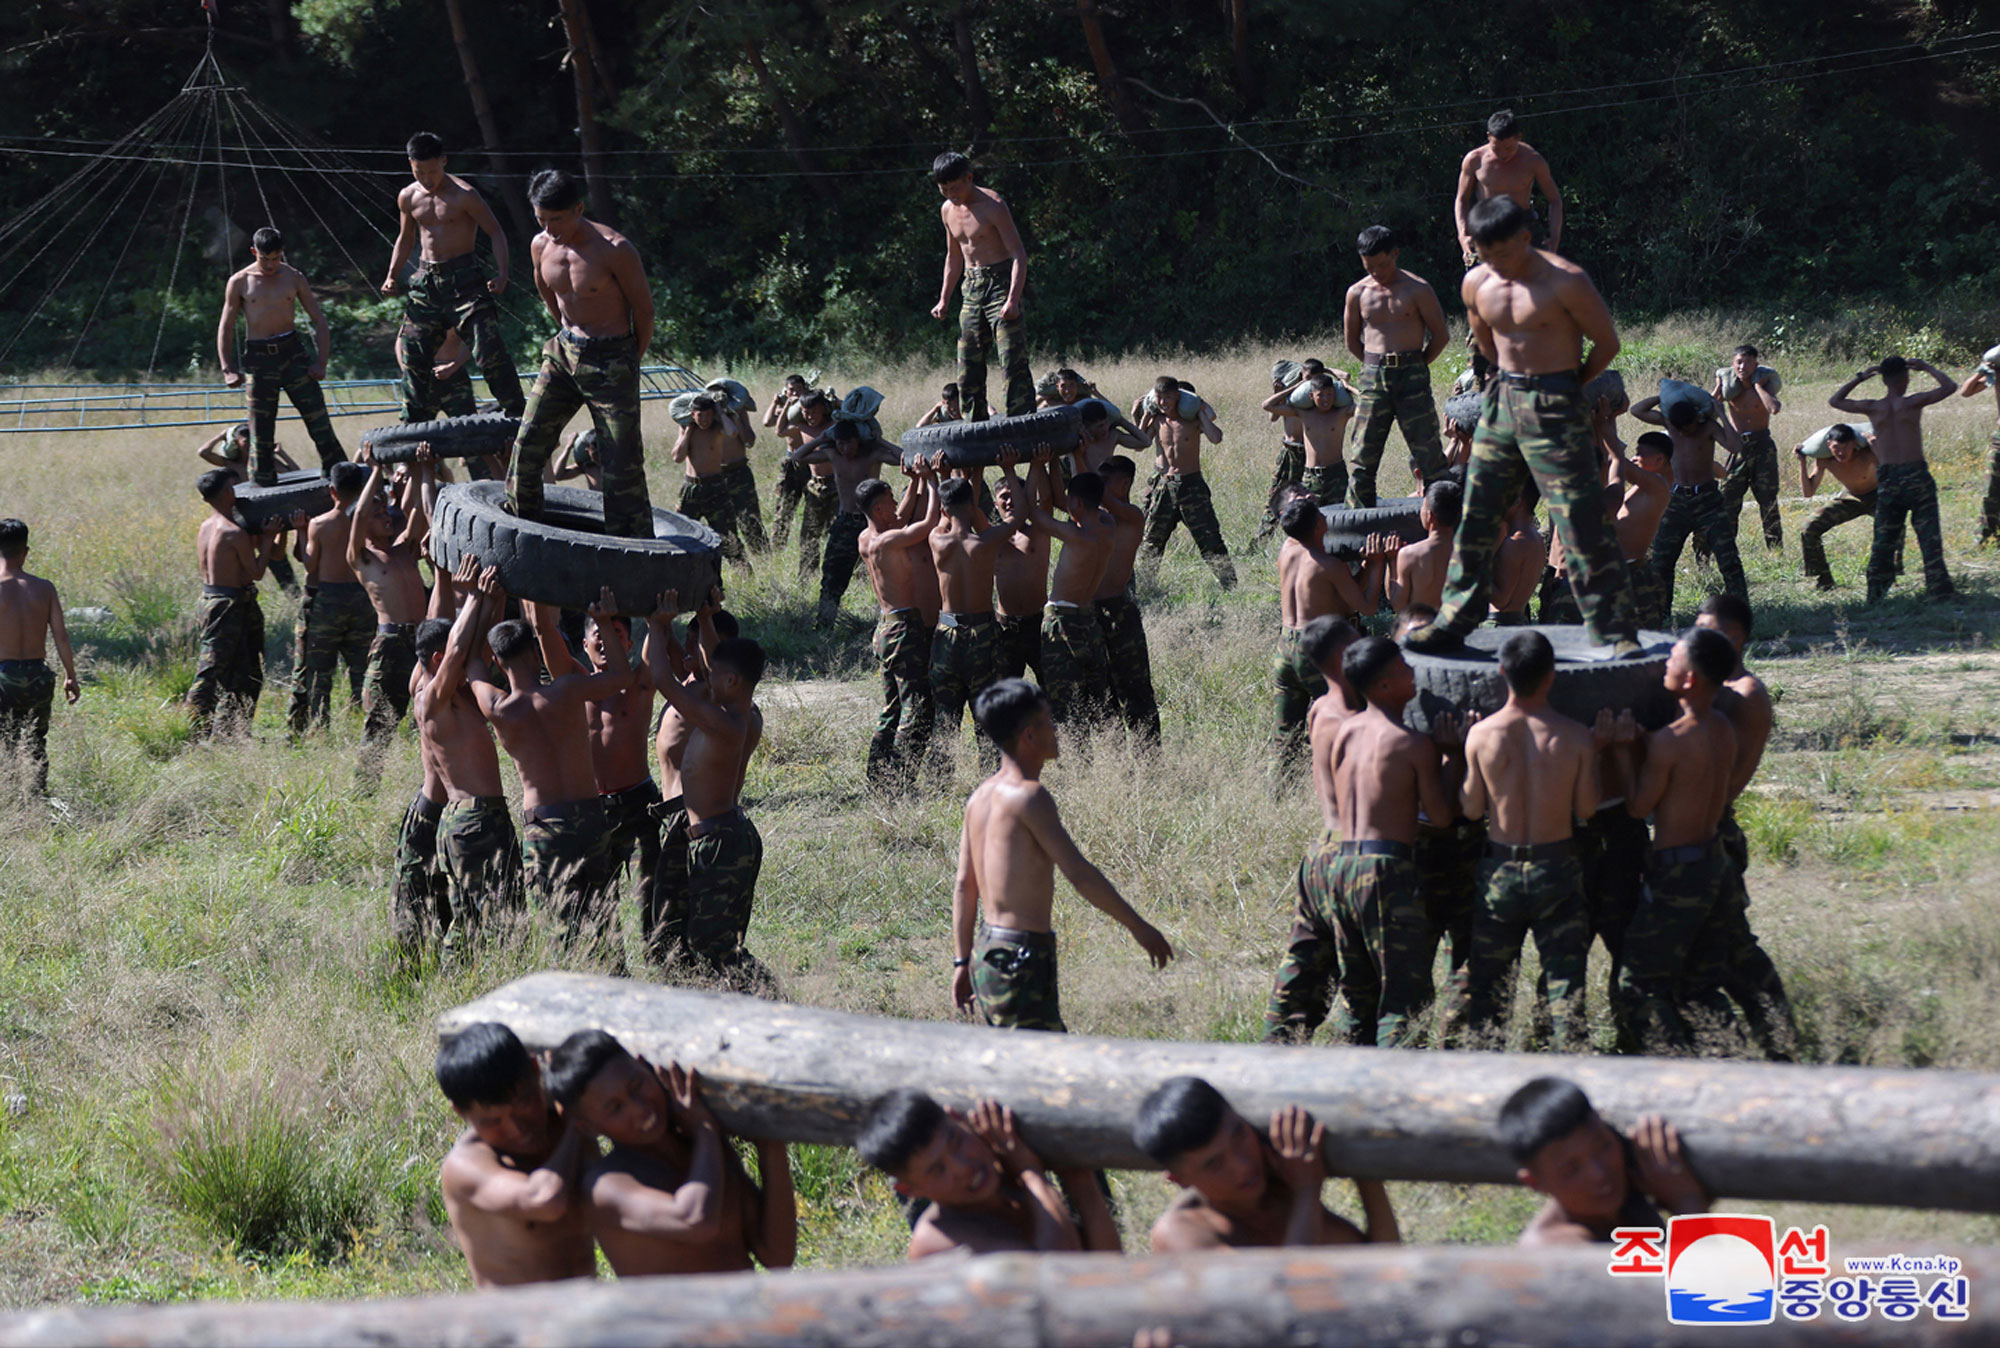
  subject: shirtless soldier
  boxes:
[1136,1077,1397,1252]
[1005,456,1117,728]
[382,132,525,423]
[1959,352,2000,546]
[954,678,1173,1031]
[1259,374,1354,507]
[1405,198,1635,656]
[436,1022,595,1287]
[1138,377,1235,589]
[1454,109,1564,264]
[348,452,434,789]
[673,397,764,563]
[287,463,374,737]
[547,1031,795,1278]
[642,594,726,967]
[187,470,284,737]
[929,475,1013,766]
[1444,631,1601,1050]
[1829,356,1958,602]
[0,519,79,796]
[859,1090,1118,1259]
[1273,499,1393,768]
[1094,456,1161,745]
[1344,226,1450,507]
[506,170,656,540]
[1633,385,1746,619]
[1712,344,1784,553]
[1501,1077,1710,1246]
[1388,479,1461,617]
[859,467,940,789]
[1252,358,1324,547]
[788,420,904,627]
[993,466,1054,684]
[930,152,1032,421]
[1797,424,1891,590]
[216,227,348,485]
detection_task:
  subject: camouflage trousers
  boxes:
[1253,439,1307,544]
[439,795,522,937]
[602,778,663,918]
[646,796,691,967]
[1801,491,1878,587]
[996,612,1043,684]
[1615,840,1742,1056]
[972,925,1065,1032]
[1095,590,1161,744]
[1981,432,2000,544]
[186,589,264,737]
[1869,462,1954,601]
[1350,359,1447,508]
[0,658,57,795]
[1722,428,1783,551]
[1141,472,1236,589]
[792,473,839,574]
[508,331,652,539]
[1693,809,1799,1060]
[1416,816,1484,977]
[664,808,768,989]
[869,609,934,789]
[288,582,372,735]
[397,254,526,420]
[1264,843,1430,1048]
[1271,626,1326,769]
[389,793,449,956]
[1649,484,1747,627]
[406,363,476,422]
[1439,376,1636,646]
[958,260,1033,421]
[930,612,998,764]
[1536,565,1581,625]
[770,458,806,550]
[1302,461,1349,508]
[241,332,347,485]
[1039,602,1111,728]
[679,460,767,562]
[361,623,417,744]
[523,799,621,955]
[818,511,866,623]
[1444,851,1591,1051]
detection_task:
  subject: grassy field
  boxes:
[1,315,1998,1307]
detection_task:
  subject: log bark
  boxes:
[441,0,535,246]
[555,0,616,221]
[5,1244,1990,1347]
[439,974,2000,1214]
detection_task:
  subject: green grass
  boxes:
[2,323,1999,1304]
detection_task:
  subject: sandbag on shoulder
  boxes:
[1715,365,1783,402]
[1658,377,1715,424]
[831,386,884,442]
[704,378,756,415]
[1287,377,1355,411]
[1799,422,1872,460]
[1272,359,1305,390]
[1584,369,1627,414]
[1142,388,1205,420]
[1980,343,2000,379]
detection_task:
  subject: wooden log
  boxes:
[4,1245,1990,1347]
[438,974,2000,1214]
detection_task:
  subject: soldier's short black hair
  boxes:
[406,131,445,162]
[1487,108,1520,140]
[1424,479,1464,529]
[1309,373,1336,391]
[1056,367,1082,384]
[831,419,862,443]
[1100,454,1135,482]
[932,151,972,184]
[1734,343,1759,361]
[712,609,741,640]
[939,477,974,510]
[974,678,1047,749]
[1825,423,1858,445]
[1152,375,1180,401]
[528,168,585,213]
[1699,592,1754,640]
[1300,615,1357,670]
[1356,225,1397,256]
[855,478,894,515]
[251,226,283,254]
[1066,471,1104,508]
[1634,431,1672,459]
[414,617,452,662]
[435,1022,536,1111]
[1498,1076,1596,1166]
[0,518,26,558]
[1879,355,1908,381]
[1666,399,1700,430]
[1681,626,1737,689]
[1467,196,1530,247]
[1498,629,1556,695]
[544,1028,630,1110]
[941,383,959,399]
[487,618,537,663]
[1279,498,1320,542]
[1300,358,1326,376]
[689,395,718,414]
[1133,1076,1229,1166]
[1342,635,1404,701]
[711,636,764,689]
[329,462,369,500]
[800,392,831,415]
[1080,400,1110,426]
[197,468,234,502]
[856,1088,947,1176]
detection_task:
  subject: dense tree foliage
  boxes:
[0,0,1994,372]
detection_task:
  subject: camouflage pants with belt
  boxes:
[1271,626,1326,769]
[1039,604,1111,729]
[1691,809,1799,1060]
[523,801,621,955]
[1095,590,1160,744]
[397,255,526,420]
[930,613,998,765]
[995,612,1043,684]
[389,793,449,957]
[361,625,417,744]
[674,811,768,990]
[958,261,1033,421]
[1140,472,1236,589]
[602,778,663,914]
[242,333,347,485]
[1800,490,1878,587]
[869,610,934,789]
[1443,853,1592,1050]
[508,332,652,539]
[289,584,372,735]
[1252,439,1306,544]
[1649,485,1747,627]
[1264,844,1431,1048]
[1439,378,1636,646]
[1615,841,1742,1056]
[186,591,264,737]
[439,795,522,938]
[1722,427,1783,551]
[0,658,57,795]
[645,795,691,968]
[972,926,1065,1031]
[1869,462,1954,601]
[818,511,867,623]
[679,460,767,562]
[1350,360,1446,508]
[1302,460,1349,508]
[1416,816,1484,976]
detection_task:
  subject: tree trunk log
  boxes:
[439,974,2000,1214]
[5,1244,1990,1347]
[441,0,535,246]
[1229,0,1260,112]
[953,4,993,156]
[555,0,615,221]
[1076,0,1147,136]
[742,37,827,184]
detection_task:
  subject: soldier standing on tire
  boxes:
[382,133,525,425]
[505,170,657,540]
[1343,227,1451,508]
[930,152,1032,423]
[216,227,350,487]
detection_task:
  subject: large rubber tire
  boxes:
[1444,391,1481,432]
[361,412,521,464]
[1403,624,1680,735]
[1321,497,1426,557]
[430,481,723,616]
[901,405,1082,470]
[233,470,330,530]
